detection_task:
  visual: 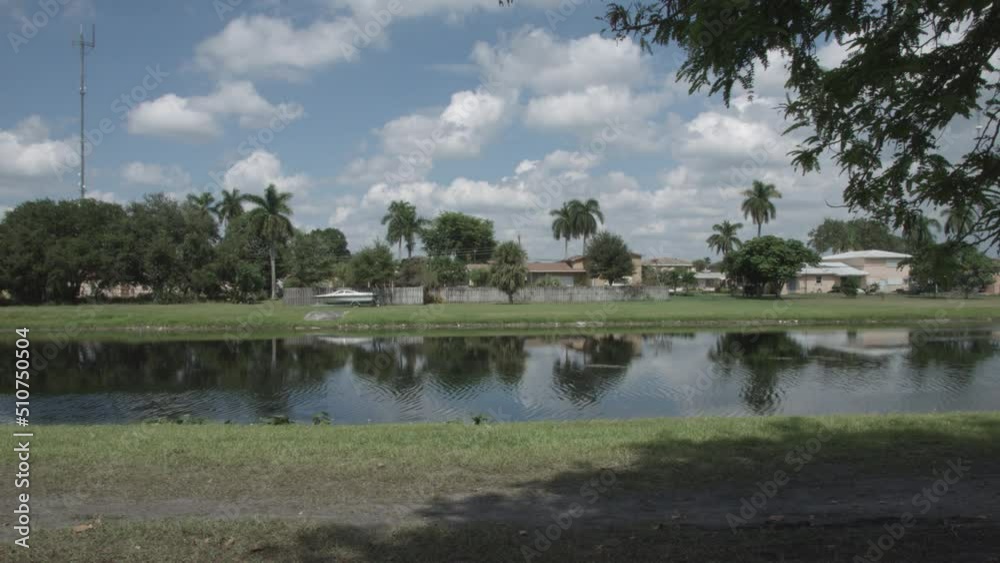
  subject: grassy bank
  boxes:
[5,413,1000,561]
[1,293,998,333]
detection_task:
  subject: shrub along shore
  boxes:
[4,413,1000,561]
[1,294,998,334]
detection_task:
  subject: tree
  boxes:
[602,0,1000,249]
[427,257,469,287]
[490,241,529,303]
[549,203,576,258]
[741,180,781,237]
[214,188,249,231]
[347,242,395,289]
[706,220,743,256]
[943,203,980,240]
[570,198,604,252]
[724,236,820,297]
[186,192,216,214]
[808,218,906,254]
[245,184,294,300]
[214,214,269,302]
[286,228,350,286]
[421,212,496,262]
[584,231,634,284]
[0,199,128,303]
[902,215,942,251]
[907,242,999,297]
[381,200,426,258]
[692,258,708,272]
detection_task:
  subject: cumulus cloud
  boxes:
[120,162,193,190]
[127,81,303,141]
[0,116,78,178]
[222,150,312,196]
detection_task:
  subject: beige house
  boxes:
[694,272,726,291]
[564,254,644,286]
[643,257,694,272]
[822,250,912,292]
[526,262,589,287]
[785,262,868,294]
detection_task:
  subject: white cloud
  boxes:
[127,81,303,141]
[222,150,311,196]
[472,28,645,95]
[0,116,78,178]
[195,15,364,79]
[524,85,664,129]
[120,162,193,190]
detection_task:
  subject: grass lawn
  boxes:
[4,413,1000,561]
[1,293,998,333]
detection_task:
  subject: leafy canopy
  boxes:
[490,241,529,303]
[724,235,820,296]
[584,231,635,284]
[422,211,496,262]
[603,0,1000,247]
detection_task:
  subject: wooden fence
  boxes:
[285,286,670,306]
[433,286,671,304]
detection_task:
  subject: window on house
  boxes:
[816,276,823,284]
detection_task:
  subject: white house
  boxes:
[822,250,912,292]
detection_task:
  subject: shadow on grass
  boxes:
[269,415,1000,562]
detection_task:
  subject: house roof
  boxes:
[567,252,642,264]
[800,261,868,276]
[695,272,726,280]
[644,257,692,266]
[823,250,911,260]
[526,262,586,274]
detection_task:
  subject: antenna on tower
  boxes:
[72,24,96,200]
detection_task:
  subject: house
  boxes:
[566,253,644,286]
[643,257,694,272]
[526,261,589,287]
[821,250,912,292]
[784,261,868,294]
[694,271,726,291]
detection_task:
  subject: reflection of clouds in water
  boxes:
[3,327,999,424]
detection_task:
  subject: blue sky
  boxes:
[2,0,983,260]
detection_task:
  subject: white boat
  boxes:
[314,288,376,306]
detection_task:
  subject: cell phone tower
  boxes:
[72,24,95,199]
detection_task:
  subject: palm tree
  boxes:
[943,203,979,239]
[741,180,782,237]
[550,203,575,258]
[569,198,604,252]
[381,201,426,259]
[706,220,744,256]
[186,192,216,214]
[245,184,294,300]
[214,188,249,231]
[902,214,941,249]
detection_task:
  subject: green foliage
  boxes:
[550,199,605,256]
[741,180,781,237]
[312,411,332,425]
[584,231,634,284]
[724,236,820,297]
[0,198,128,303]
[395,257,428,287]
[381,200,427,258]
[427,257,469,287]
[469,267,492,287]
[533,276,563,287]
[490,241,529,303]
[692,259,708,272]
[421,212,496,262]
[662,269,697,293]
[907,243,999,297]
[604,0,1000,247]
[348,242,396,289]
[286,228,350,286]
[245,184,294,299]
[214,214,269,303]
[706,220,743,257]
[839,276,861,297]
[213,188,250,230]
[808,218,907,254]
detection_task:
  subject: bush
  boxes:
[839,277,860,297]
[534,276,563,287]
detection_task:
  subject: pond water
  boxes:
[4,326,1000,424]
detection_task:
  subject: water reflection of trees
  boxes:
[904,329,998,391]
[552,335,640,405]
[708,332,808,415]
